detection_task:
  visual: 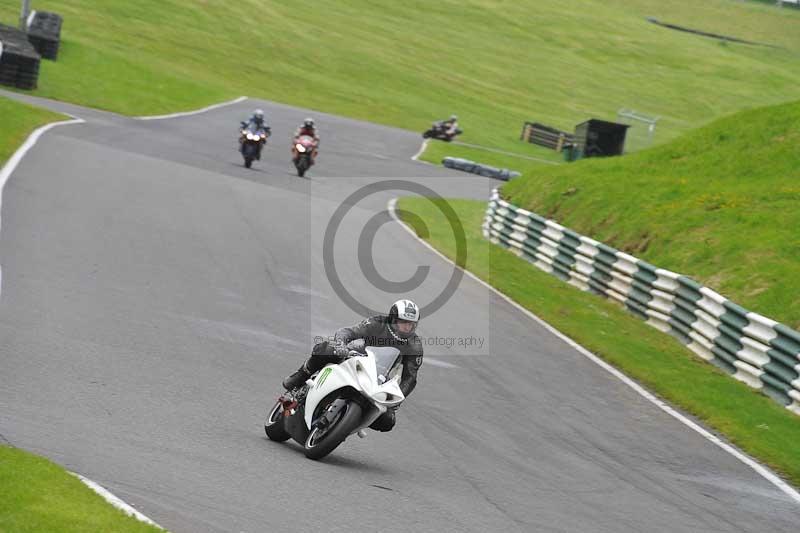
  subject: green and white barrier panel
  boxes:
[483,189,800,414]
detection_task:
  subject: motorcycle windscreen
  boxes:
[370,347,401,383]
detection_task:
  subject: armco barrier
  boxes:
[483,189,800,415]
[443,157,520,181]
[0,23,40,90]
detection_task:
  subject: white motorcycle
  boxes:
[265,346,405,460]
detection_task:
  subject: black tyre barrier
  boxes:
[0,24,41,90]
[442,157,521,181]
[27,11,62,61]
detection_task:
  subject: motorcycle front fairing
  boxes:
[303,347,405,432]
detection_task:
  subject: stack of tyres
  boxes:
[0,24,41,90]
[27,11,62,60]
[0,56,17,86]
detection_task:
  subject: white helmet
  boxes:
[387,299,420,340]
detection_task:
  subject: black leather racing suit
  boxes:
[307,315,423,432]
[243,117,269,134]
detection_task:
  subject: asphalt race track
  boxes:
[1,92,799,532]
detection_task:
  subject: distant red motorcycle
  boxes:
[292,135,318,177]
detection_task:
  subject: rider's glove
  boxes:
[333,343,350,358]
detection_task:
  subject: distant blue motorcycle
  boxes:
[238,122,270,168]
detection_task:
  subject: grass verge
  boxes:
[0,97,64,167]
[0,0,799,150]
[419,138,564,169]
[396,196,800,488]
[500,98,800,328]
[0,445,161,532]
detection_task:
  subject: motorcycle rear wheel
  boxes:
[296,156,309,177]
[264,401,291,442]
[304,400,362,460]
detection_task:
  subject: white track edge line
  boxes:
[71,473,163,529]
[410,139,436,166]
[411,138,429,161]
[0,117,85,233]
[387,197,800,505]
[135,96,247,121]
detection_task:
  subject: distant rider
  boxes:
[240,109,270,160]
[439,114,459,137]
[282,300,423,432]
[292,117,320,162]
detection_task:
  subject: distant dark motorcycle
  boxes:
[292,135,318,177]
[422,122,462,142]
[239,122,270,168]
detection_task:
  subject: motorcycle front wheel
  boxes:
[295,155,309,177]
[264,401,291,442]
[304,400,362,460]
[242,143,257,168]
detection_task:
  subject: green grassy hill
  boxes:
[1,0,799,156]
[501,98,800,328]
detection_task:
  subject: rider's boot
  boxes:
[282,362,312,391]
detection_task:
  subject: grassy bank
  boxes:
[0,97,64,166]
[500,99,800,328]
[0,0,799,150]
[396,197,800,487]
[0,445,161,532]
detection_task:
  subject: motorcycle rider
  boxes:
[282,300,423,432]
[292,117,320,163]
[440,114,459,136]
[240,109,270,160]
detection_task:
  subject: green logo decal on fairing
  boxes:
[317,368,332,388]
